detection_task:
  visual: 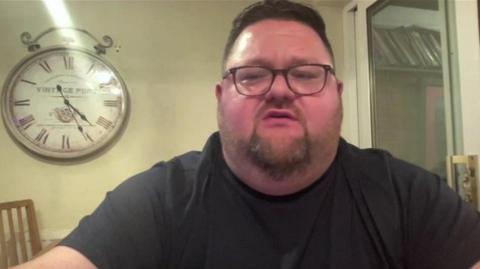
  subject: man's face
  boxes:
[217,19,343,178]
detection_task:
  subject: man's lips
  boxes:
[262,110,298,121]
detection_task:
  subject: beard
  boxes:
[218,101,343,182]
[246,119,311,180]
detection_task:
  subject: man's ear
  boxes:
[337,80,344,96]
[215,83,223,101]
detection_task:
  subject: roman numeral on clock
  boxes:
[18,114,35,129]
[64,56,74,70]
[103,99,119,107]
[84,132,94,142]
[96,116,113,129]
[20,79,36,85]
[34,128,49,144]
[86,63,96,75]
[38,60,52,73]
[14,99,30,106]
[62,135,70,149]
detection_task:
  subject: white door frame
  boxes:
[450,0,480,155]
[342,0,377,148]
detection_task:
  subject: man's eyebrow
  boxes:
[230,57,328,68]
[287,57,318,65]
[231,58,271,67]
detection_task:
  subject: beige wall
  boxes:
[0,1,346,241]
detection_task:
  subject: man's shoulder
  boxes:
[151,150,204,174]
[338,139,443,209]
[339,139,435,180]
[122,150,205,193]
[113,134,222,209]
[338,138,448,227]
[148,133,221,181]
[340,139,394,163]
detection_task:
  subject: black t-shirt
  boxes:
[61,133,480,269]
[213,150,380,269]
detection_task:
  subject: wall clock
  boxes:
[1,28,129,159]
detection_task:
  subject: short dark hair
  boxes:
[222,0,334,69]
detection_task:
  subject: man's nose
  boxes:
[264,73,295,101]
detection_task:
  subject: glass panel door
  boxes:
[367,0,452,179]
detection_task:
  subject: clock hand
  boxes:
[65,99,94,126]
[67,106,89,141]
[56,85,94,126]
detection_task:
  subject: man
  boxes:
[14,0,480,268]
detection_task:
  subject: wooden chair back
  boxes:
[0,199,41,268]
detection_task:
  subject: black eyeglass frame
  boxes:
[222,64,335,96]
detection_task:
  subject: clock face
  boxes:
[1,46,129,159]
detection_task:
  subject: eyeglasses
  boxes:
[223,64,335,96]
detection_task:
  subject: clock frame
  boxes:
[1,46,129,159]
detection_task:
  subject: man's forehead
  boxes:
[234,19,322,46]
[226,19,331,68]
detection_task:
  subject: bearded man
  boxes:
[14,1,480,269]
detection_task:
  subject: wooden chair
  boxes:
[0,199,42,268]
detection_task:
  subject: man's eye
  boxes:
[238,72,269,83]
[291,71,319,80]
